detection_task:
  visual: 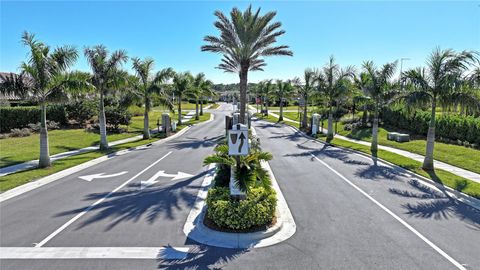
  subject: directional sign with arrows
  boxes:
[79,171,128,182]
[228,124,249,156]
[140,170,193,189]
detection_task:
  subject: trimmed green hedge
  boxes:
[0,105,68,133]
[206,186,276,230]
[382,107,480,145]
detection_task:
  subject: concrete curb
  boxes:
[183,126,296,249]
[273,121,480,211]
[0,114,215,203]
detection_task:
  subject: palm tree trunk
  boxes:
[423,99,436,170]
[99,91,109,150]
[200,97,204,116]
[327,105,334,141]
[362,105,367,125]
[302,95,308,129]
[38,102,51,168]
[143,97,150,139]
[177,94,182,125]
[239,66,248,124]
[279,96,284,121]
[195,97,199,120]
[371,105,379,156]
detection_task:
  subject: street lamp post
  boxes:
[399,57,410,89]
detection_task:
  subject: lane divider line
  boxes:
[34,151,172,248]
[309,153,466,270]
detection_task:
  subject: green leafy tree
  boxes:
[259,80,274,116]
[202,5,293,124]
[294,69,318,129]
[0,32,90,168]
[131,57,174,139]
[172,71,193,125]
[402,48,478,170]
[274,79,294,121]
[316,56,354,141]
[84,45,128,150]
[192,73,206,120]
[200,79,215,115]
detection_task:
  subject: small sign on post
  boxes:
[228,124,249,156]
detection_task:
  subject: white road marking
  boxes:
[140,170,193,189]
[34,151,172,248]
[310,153,466,270]
[79,171,128,182]
[0,246,189,260]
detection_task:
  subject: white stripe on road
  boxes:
[0,246,189,260]
[34,151,172,248]
[309,153,466,270]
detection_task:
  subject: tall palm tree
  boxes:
[172,71,193,125]
[0,32,90,168]
[360,61,398,156]
[192,73,206,120]
[200,79,215,115]
[402,48,477,170]
[294,68,318,129]
[316,56,354,141]
[84,45,128,150]
[274,79,294,121]
[259,80,274,116]
[202,5,293,124]
[131,57,174,139]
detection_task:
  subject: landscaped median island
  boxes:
[0,112,211,192]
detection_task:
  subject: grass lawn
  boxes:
[152,102,199,111]
[334,121,480,175]
[208,103,220,109]
[0,113,211,192]
[253,113,300,129]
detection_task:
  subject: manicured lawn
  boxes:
[0,113,211,192]
[0,129,139,168]
[254,113,300,129]
[334,121,480,174]
[208,103,220,109]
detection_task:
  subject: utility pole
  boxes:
[399,57,410,90]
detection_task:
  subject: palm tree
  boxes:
[131,57,174,139]
[359,61,398,156]
[202,5,293,124]
[192,73,206,120]
[0,32,89,168]
[259,80,274,116]
[316,56,354,141]
[172,71,193,125]
[274,79,294,121]
[295,68,318,129]
[200,79,215,115]
[84,45,128,150]
[402,48,477,170]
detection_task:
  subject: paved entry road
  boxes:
[1,104,479,270]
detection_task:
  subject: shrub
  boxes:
[27,121,60,132]
[0,105,68,132]
[105,106,132,131]
[127,105,144,117]
[10,128,31,137]
[206,186,277,230]
[66,100,97,127]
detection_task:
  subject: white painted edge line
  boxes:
[34,151,172,248]
[0,247,190,260]
[183,127,296,249]
[0,113,215,203]
[309,153,466,270]
[283,124,480,211]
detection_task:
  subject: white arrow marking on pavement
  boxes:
[140,170,193,189]
[79,171,128,182]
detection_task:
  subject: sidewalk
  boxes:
[252,106,480,184]
[0,110,198,177]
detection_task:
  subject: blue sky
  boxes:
[1,1,479,84]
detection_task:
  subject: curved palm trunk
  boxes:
[423,100,436,170]
[99,92,109,150]
[239,66,248,124]
[200,97,204,116]
[371,105,379,156]
[177,94,182,125]
[302,95,308,129]
[38,102,51,168]
[279,96,284,121]
[327,105,334,141]
[143,97,150,139]
[195,97,199,120]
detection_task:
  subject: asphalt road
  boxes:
[1,103,479,270]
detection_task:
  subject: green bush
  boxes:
[105,105,132,131]
[0,105,68,133]
[382,107,480,145]
[66,100,97,126]
[206,186,276,230]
